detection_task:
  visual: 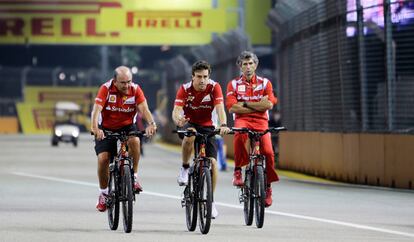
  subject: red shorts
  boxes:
[233,119,279,184]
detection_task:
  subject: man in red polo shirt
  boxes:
[226,51,279,207]
[91,66,157,212]
[172,60,230,218]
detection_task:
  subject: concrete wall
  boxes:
[224,132,413,189]
[0,117,19,134]
[275,132,413,189]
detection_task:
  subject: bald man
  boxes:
[91,66,157,212]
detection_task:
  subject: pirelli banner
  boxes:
[16,86,97,134]
[0,0,227,45]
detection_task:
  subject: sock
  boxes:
[100,187,108,195]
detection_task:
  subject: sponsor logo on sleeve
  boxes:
[201,95,211,102]
[124,96,135,104]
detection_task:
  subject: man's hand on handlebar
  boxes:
[145,124,157,138]
[219,126,230,136]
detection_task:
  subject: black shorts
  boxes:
[178,122,217,159]
[94,124,138,156]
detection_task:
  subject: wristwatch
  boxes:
[243,101,248,108]
[220,123,227,127]
[149,121,157,126]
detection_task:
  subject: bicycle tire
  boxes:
[255,165,265,228]
[185,172,198,231]
[121,165,133,233]
[243,168,254,226]
[198,167,212,234]
[108,169,120,230]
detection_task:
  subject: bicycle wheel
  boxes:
[254,165,266,228]
[107,169,120,230]
[121,165,133,233]
[185,171,197,231]
[243,168,254,226]
[198,167,212,234]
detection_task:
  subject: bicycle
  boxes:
[95,130,144,233]
[230,126,286,228]
[174,129,220,234]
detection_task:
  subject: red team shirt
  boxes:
[95,79,146,130]
[226,74,279,183]
[226,74,277,130]
[174,80,224,126]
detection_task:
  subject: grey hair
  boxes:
[236,51,259,66]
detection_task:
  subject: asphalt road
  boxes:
[1,134,413,242]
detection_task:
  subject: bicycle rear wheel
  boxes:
[108,169,119,230]
[198,167,212,234]
[254,165,265,228]
[121,165,133,233]
[185,172,197,231]
[243,168,254,226]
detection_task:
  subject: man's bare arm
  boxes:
[172,105,189,127]
[91,103,104,139]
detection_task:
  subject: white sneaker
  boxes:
[177,167,189,186]
[211,202,218,219]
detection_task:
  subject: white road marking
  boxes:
[11,171,414,239]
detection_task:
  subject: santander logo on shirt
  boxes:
[105,105,135,113]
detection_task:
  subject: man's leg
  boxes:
[96,151,110,212]
[128,136,142,192]
[233,133,249,186]
[260,133,279,207]
[97,151,111,189]
[210,158,218,192]
[182,136,195,166]
[177,135,194,186]
[260,133,279,184]
[127,137,141,174]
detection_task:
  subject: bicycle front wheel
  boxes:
[185,172,197,232]
[243,168,254,226]
[254,165,265,228]
[108,169,119,230]
[121,165,133,233]
[198,167,212,234]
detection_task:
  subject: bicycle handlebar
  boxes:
[229,126,287,135]
[172,129,221,138]
[91,130,146,141]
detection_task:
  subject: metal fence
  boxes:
[269,0,414,133]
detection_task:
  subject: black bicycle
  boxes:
[98,130,143,233]
[231,127,286,228]
[174,129,220,234]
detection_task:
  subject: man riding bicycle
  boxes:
[172,60,230,218]
[226,51,279,207]
[91,66,157,212]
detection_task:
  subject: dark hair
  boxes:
[236,51,259,66]
[191,60,211,76]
